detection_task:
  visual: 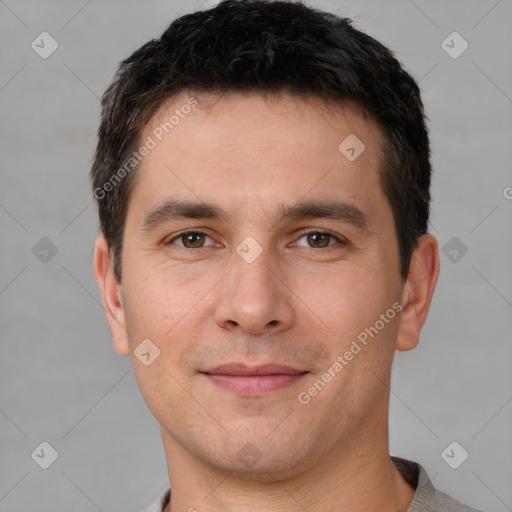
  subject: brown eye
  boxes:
[306,232,331,248]
[295,231,341,248]
[182,232,205,248]
[169,231,214,248]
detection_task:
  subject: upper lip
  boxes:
[201,363,307,376]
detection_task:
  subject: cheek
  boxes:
[121,260,205,338]
[297,267,400,409]
[121,265,215,381]
[288,261,392,339]
[291,261,401,395]
[131,357,196,431]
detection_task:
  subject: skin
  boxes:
[94,91,439,512]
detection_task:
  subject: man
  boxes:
[91,1,482,511]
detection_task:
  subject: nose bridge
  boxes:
[232,239,274,295]
[214,238,294,334]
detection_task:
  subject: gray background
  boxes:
[1,0,511,511]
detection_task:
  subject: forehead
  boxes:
[129,91,389,225]
[144,90,382,158]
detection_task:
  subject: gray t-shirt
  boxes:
[143,457,482,512]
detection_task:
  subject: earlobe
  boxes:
[395,234,440,352]
[92,235,131,356]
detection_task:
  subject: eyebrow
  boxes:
[140,198,371,232]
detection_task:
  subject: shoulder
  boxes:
[391,456,484,512]
[431,488,483,512]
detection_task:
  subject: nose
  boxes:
[214,245,295,336]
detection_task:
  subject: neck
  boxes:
[161,411,415,512]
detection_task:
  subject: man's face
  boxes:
[106,92,408,476]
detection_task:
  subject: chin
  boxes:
[207,429,313,479]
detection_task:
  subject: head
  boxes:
[92,0,438,479]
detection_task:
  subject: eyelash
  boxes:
[166,229,347,250]
[293,229,347,248]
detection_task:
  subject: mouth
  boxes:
[200,363,309,396]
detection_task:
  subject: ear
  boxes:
[395,234,440,352]
[92,235,130,356]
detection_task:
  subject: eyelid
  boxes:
[166,229,217,247]
[292,229,348,248]
[165,228,348,249]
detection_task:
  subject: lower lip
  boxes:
[203,373,308,396]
